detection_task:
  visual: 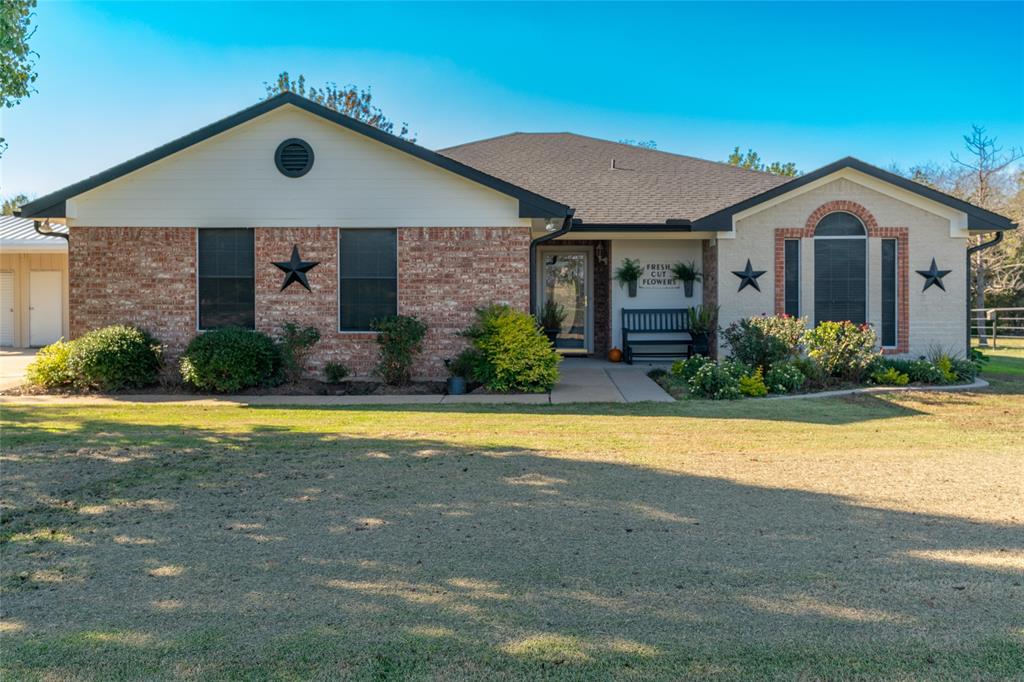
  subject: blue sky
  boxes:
[3,1,1023,199]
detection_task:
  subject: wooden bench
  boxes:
[621,308,692,364]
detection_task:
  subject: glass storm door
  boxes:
[540,249,591,353]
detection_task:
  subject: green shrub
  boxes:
[26,339,75,388]
[445,348,479,380]
[792,356,828,389]
[687,362,741,400]
[950,357,980,382]
[882,358,944,384]
[324,361,350,383]
[926,350,959,384]
[738,367,768,397]
[871,366,910,386]
[277,322,321,382]
[765,360,806,394]
[180,328,281,392]
[721,314,805,372]
[461,304,561,393]
[671,355,710,381]
[803,321,879,382]
[67,325,162,391]
[372,315,427,386]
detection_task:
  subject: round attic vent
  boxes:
[275,138,314,178]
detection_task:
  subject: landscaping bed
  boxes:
[649,314,984,400]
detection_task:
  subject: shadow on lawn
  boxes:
[1,409,1022,678]
[242,390,930,424]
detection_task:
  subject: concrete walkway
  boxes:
[0,349,36,391]
[0,357,675,406]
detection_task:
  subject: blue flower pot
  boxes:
[447,376,466,395]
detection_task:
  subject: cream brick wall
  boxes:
[718,177,968,358]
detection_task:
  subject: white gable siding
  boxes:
[67,105,528,228]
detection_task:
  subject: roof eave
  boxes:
[692,157,1017,232]
[18,92,572,221]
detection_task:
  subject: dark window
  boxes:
[784,239,800,317]
[198,228,255,330]
[814,238,866,325]
[814,211,866,236]
[339,229,397,331]
[881,239,897,346]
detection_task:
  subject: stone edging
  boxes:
[764,378,989,401]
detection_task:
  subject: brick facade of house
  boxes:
[69,225,531,380]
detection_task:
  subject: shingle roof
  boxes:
[440,133,791,225]
[0,216,68,250]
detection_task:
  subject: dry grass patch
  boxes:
[1,375,1022,679]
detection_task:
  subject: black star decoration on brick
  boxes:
[732,259,766,292]
[272,245,319,291]
[916,258,951,292]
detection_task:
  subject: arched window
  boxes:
[814,212,866,325]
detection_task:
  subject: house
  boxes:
[16,93,1016,377]
[0,216,69,348]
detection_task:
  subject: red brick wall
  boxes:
[69,227,197,355]
[70,226,530,380]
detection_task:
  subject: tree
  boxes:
[618,139,658,149]
[726,147,800,177]
[902,126,1024,323]
[0,0,38,157]
[264,71,414,141]
[2,193,29,215]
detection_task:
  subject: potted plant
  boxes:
[444,350,476,395]
[688,304,718,357]
[538,299,567,346]
[671,260,702,298]
[615,258,643,298]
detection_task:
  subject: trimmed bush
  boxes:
[882,358,944,384]
[446,348,479,380]
[721,314,805,373]
[687,362,742,400]
[871,366,910,386]
[803,321,879,382]
[67,325,162,391]
[461,304,561,393]
[671,355,710,382]
[324,361,350,383]
[372,315,427,386]
[26,339,75,388]
[765,360,806,394]
[180,328,281,392]
[738,367,768,397]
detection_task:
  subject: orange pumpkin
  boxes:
[607,347,623,363]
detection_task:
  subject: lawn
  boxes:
[1,351,1022,680]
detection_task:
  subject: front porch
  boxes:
[535,235,716,360]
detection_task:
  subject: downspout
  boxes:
[529,211,575,316]
[33,219,69,242]
[965,230,1004,353]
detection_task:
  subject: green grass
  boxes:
[1,375,1023,680]
[978,338,1024,378]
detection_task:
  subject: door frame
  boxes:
[536,244,594,355]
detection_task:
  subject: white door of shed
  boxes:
[29,270,62,346]
[0,271,14,346]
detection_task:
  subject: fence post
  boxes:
[992,309,998,349]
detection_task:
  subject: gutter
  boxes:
[33,219,69,242]
[529,210,575,315]
[965,230,1005,353]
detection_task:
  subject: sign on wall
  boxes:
[639,263,680,289]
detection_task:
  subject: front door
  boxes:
[539,248,591,354]
[29,271,62,347]
[0,272,14,347]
